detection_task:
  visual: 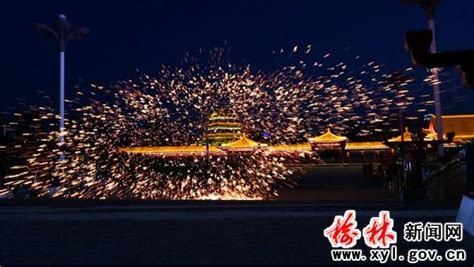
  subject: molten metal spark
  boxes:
[1,47,422,200]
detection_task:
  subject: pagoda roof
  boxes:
[207,126,241,131]
[308,129,347,143]
[208,122,242,128]
[208,112,238,121]
[387,127,434,143]
[220,134,267,149]
[388,127,412,142]
[428,114,474,141]
[207,132,241,137]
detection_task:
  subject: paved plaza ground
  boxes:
[1,164,472,265]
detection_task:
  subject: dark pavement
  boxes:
[0,204,473,265]
[0,164,472,265]
[277,164,391,202]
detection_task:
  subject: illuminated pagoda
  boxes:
[308,128,348,150]
[384,115,474,152]
[345,141,392,164]
[387,127,434,143]
[204,111,242,145]
[384,125,452,159]
[117,114,474,162]
[426,114,474,143]
[308,129,348,163]
[221,134,268,152]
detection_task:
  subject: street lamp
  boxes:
[387,70,413,156]
[402,0,444,157]
[35,15,90,151]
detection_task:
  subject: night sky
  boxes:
[1,0,474,113]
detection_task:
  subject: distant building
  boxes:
[426,114,474,143]
[220,134,267,152]
[119,114,474,163]
[204,111,242,145]
[308,129,392,163]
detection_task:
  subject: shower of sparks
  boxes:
[0,46,423,200]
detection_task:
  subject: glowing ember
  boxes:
[0,47,421,200]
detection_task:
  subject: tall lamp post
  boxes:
[35,15,90,151]
[402,0,444,157]
[387,70,412,157]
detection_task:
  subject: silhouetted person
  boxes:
[368,161,373,177]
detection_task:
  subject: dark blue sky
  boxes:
[1,0,474,112]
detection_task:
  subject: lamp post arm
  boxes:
[400,0,440,18]
[66,27,91,43]
[34,23,58,41]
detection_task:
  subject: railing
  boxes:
[424,147,472,202]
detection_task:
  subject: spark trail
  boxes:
[0,46,420,200]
